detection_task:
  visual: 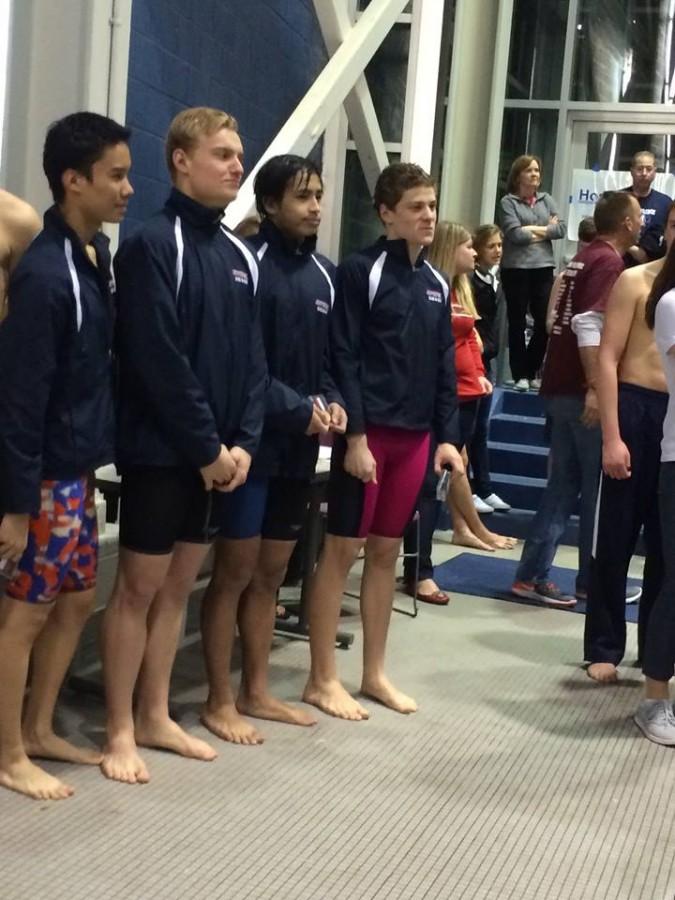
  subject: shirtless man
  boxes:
[0,189,41,317]
[583,201,675,683]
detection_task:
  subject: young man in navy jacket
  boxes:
[101,108,266,783]
[303,163,464,721]
[0,112,132,800]
[200,155,346,744]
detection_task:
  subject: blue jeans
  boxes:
[515,395,601,594]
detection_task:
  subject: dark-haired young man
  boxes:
[511,191,642,607]
[0,112,132,800]
[302,163,463,721]
[200,154,345,744]
[101,108,266,783]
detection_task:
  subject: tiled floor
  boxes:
[2,537,671,900]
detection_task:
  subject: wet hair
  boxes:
[254,154,322,218]
[428,221,478,319]
[506,155,542,194]
[645,201,675,329]
[592,191,638,234]
[577,216,597,243]
[473,223,502,257]
[373,162,435,216]
[165,107,238,179]
[43,111,130,203]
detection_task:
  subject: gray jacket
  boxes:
[499,192,566,269]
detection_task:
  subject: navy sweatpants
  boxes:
[583,383,666,666]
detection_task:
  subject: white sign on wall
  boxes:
[568,168,675,234]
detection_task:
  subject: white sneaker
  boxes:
[514,378,529,392]
[626,585,642,604]
[472,494,494,514]
[634,700,675,745]
[483,492,511,512]
[530,378,542,391]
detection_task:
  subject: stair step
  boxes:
[499,389,546,417]
[490,472,546,511]
[489,413,548,447]
[488,440,548,479]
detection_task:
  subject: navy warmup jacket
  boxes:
[114,189,267,471]
[0,206,115,514]
[250,219,343,478]
[330,237,460,445]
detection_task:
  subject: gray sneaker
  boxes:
[634,700,675,745]
[533,581,577,608]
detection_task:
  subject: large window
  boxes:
[507,0,569,100]
[572,0,675,103]
[499,109,559,198]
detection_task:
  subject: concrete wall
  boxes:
[3,0,96,211]
[123,0,327,233]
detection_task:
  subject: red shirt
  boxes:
[451,294,486,399]
[540,239,624,396]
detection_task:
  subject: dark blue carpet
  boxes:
[434,553,640,622]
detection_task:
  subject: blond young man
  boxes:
[101,108,266,783]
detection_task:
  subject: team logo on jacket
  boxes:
[315,298,329,315]
[232,268,249,285]
[426,289,443,303]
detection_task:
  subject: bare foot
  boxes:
[451,531,495,552]
[100,736,150,784]
[417,578,441,594]
[484,532,519,550]
[237,692,317,727]
[303,678,369,721]
[0,756,74,800]
[200,705,264,745]
[361,676,417,714]
[587,662,619,684]
[135,717,217,761]
[23,731,102,766]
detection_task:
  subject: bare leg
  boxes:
[302,534,369,720]
[201,537,264,745]
[0,596,73,800]
[587,662,619,683]
[134,541,216,762]
[22,588,101,765]
[360,535,417,714]
[237,539,316,727]
[100,548,173,784]
[449,455,517,550]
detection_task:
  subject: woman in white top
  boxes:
[635,268,675,744]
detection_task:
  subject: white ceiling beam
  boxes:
[224,0,408,227]
[313,0,389,194]
[401,0,445,172]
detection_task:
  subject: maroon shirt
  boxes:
[541,239,624,396]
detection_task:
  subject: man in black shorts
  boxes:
[199,155,346,744]
[101,107,266,783]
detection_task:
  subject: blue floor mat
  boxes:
[434,552,640,623]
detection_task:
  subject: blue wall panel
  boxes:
[123,0,327,233]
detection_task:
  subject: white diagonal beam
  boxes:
[313,0,389,194]
[224,0,407,226]
[401,0,445,171]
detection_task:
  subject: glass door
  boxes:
[565,116,675,257]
